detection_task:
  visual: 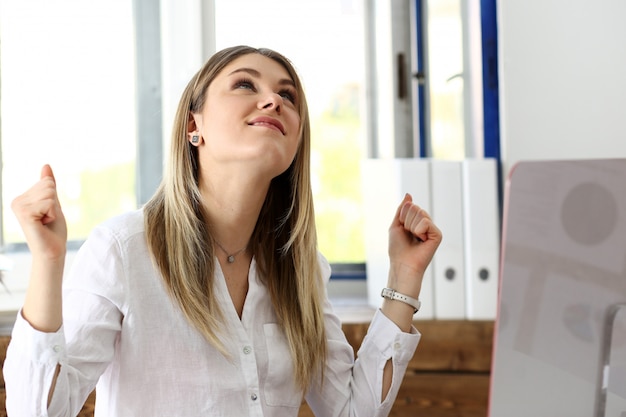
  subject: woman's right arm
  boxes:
[5,165,122,416]
[5,164,69,413]
[11,164,67,332]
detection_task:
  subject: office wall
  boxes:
[497,0,626,177]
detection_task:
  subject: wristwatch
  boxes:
[381,288,421,313]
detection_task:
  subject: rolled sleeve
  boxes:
[351,309,420,415]
[4,311,67,416]
[16,315,66,365]
[359,309,420,363]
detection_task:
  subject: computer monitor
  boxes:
[489,159,626,417]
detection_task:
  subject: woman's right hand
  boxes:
[11,164,67,332]
[11,164,67,260]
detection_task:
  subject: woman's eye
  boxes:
[234,79,255,90]
[279,89,296,103]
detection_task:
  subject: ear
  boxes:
[187,112,203,146]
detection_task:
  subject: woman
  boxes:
[5,45,441,416]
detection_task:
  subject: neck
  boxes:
[199,166,271,256]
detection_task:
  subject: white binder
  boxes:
[462,158,500,320]
[429,160,466,319]
[362,158,434,319]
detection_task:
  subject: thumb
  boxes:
[391,193,413,227]
[40,164,55,182]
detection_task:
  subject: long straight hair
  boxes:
[143,45,326,392]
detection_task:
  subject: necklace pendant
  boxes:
[227,255,235,263]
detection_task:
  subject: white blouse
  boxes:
[3,210,420,417]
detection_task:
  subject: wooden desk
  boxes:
[0,320,493,416]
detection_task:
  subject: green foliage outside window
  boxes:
[62,162,136,242]
[312,83,365,263]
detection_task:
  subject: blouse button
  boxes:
[251,393,258,401]
[243,346,252,355]
[394,342,402,350]
[53,345,61,353]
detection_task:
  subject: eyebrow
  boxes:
[228,67,295,88]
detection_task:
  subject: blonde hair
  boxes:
[143,46,326,392]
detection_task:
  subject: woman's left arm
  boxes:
[306,198,441,416]
[380,193,442,398]
[306,296,422,417]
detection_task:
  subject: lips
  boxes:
[248,116,285,135]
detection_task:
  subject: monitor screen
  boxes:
[490,159,626,417]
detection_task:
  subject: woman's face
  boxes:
[190,53,302,180]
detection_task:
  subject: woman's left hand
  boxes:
[387,193,442,300]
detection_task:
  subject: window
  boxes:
[422,0,486,160]
[425,0,466,159]
[0,0,499,313]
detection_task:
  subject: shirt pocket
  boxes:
[262,323,303,408]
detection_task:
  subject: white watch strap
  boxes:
[381,288,421,313]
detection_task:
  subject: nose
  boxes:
[259,92,282,113]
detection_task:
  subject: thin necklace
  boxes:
[214,240,247,263]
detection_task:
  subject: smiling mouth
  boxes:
[251,122,283,134]
[248,117,285,135]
